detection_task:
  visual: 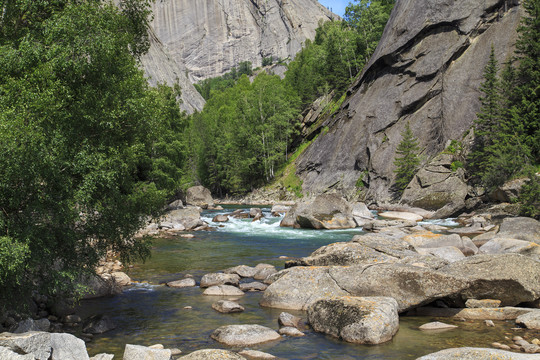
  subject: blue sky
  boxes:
[318,0,352,17]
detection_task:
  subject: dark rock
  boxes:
[307,296,399,344]
[83,315,116,334]
[491,178,529,202]
[14,319,50,333]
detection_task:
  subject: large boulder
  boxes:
[495,217,540,243]
[416,347,540,359]
[307,297,399,344]
[0,332,89,360]
[185,186,214,209]
[441,254,540,306]
[210,325,281,346]
[80,274,121,299]
[280,194,356,229]
[351,202,374,226]
[479,238,540,256]
[515,310,540,330]
[0,346,34,360]
[179,349,246,359]
[123,344,171,360]
[160,207,203,231]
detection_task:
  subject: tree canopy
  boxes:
[0,0,186,310]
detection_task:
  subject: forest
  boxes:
[0,0,538,314]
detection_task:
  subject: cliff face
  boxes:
[141,28,206,114]
[296,0,522,202]
[149,0,335,82]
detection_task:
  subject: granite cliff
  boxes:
[149,0,335,82]
[296,0,523,204]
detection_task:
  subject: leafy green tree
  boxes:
[0,0,183,311]
[394,122,421,193]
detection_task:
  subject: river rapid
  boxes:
[81,206,520,359]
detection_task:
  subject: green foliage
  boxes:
[194,61,253,100]
[393,122,421,193]
[285,0,394,107]
[451,161,464,172]
[190,73,301,195]
[0,0,185,311]
[445,140,464,155]
[518,171,540,219]
[262,56,274,67]
[282,165,304,198]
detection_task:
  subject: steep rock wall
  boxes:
[141,28,206,114]
[296,0,522,202]
[149,0,335,82]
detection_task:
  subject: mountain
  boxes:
[148,0,335,83]
[296,0,523,203]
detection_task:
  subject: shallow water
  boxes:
[81,207,535,359]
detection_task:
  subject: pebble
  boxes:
[484,320,495,327]
[513,336,524,341]
[533,338,540,345]
[183,306,193,310]
[419,322,458,331]
[180,234,195,238]
[278,327,305,337]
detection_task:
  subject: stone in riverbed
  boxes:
[111,271,131,286]
[90,354,114,360]
[416,347,540,359]
[211,325,281,346]
[278,327,304,337]
[123,344,171,360]
[185,186,214,209]
[200,273,240,288]
[167,278,197,288]
[179,349,246,359]
[223,265,257,278]
[379,211,423,222]
[239,282,267,292]
[0,332,52,360]
[308,296,399,344]
[282,194,356,229]
[49,333,90,360]
[13,318,50,333]
[408,306,535,320]
[278,312,302,329]
[253,264,277,281]
[419,322,458,331]
[203,285,244,297]
[238,349,275,359]
[465,299,501,308]
[516,311,540,330]
[212,300,244,314]
[212,215,229,223]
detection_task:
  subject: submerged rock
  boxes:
[307,296,399,344]
[379,211,423,222]
[211,325,281,346]
[278,312,302,329]
[418,322,458,331]
[238,349,275,359]
[83,315,116,334]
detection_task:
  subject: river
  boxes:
[81,206,519,359]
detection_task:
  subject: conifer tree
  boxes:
[468,46,502,179]
[511,0,540,163]
[394,122,421,193]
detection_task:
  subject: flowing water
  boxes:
[80,206,528,359]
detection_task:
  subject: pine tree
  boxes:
[394,122,421,193]
[512,0,540,163]
[468,45,502,179]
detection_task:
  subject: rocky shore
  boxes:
[3,187,540,359]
